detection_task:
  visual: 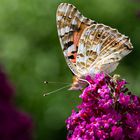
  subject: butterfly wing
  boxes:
[56,3,95,76]
[56,3,133,90]
[76,23,133,75]
[89,25,133,74]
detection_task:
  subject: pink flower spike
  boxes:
[66,73,140,140]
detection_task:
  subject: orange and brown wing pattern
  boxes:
[76,23,133,75]
[56,3,95,75]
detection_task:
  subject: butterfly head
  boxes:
[69,75,89,91]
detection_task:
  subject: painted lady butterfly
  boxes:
[56,3,133,90]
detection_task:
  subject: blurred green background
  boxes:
[0,0,140,139]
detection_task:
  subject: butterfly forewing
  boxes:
[56,3,95,75]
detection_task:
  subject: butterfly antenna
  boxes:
[43,84,71,96]
[44,81,71,85]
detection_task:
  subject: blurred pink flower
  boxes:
[0,67,33,140]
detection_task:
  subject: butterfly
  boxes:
[56,3,133,90]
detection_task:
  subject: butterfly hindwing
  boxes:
[76,23,133,75]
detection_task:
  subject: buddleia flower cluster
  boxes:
[66,73,140,140]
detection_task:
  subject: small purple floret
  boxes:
[66,73,140,140]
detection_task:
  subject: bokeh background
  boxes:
[0,0,140,139]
